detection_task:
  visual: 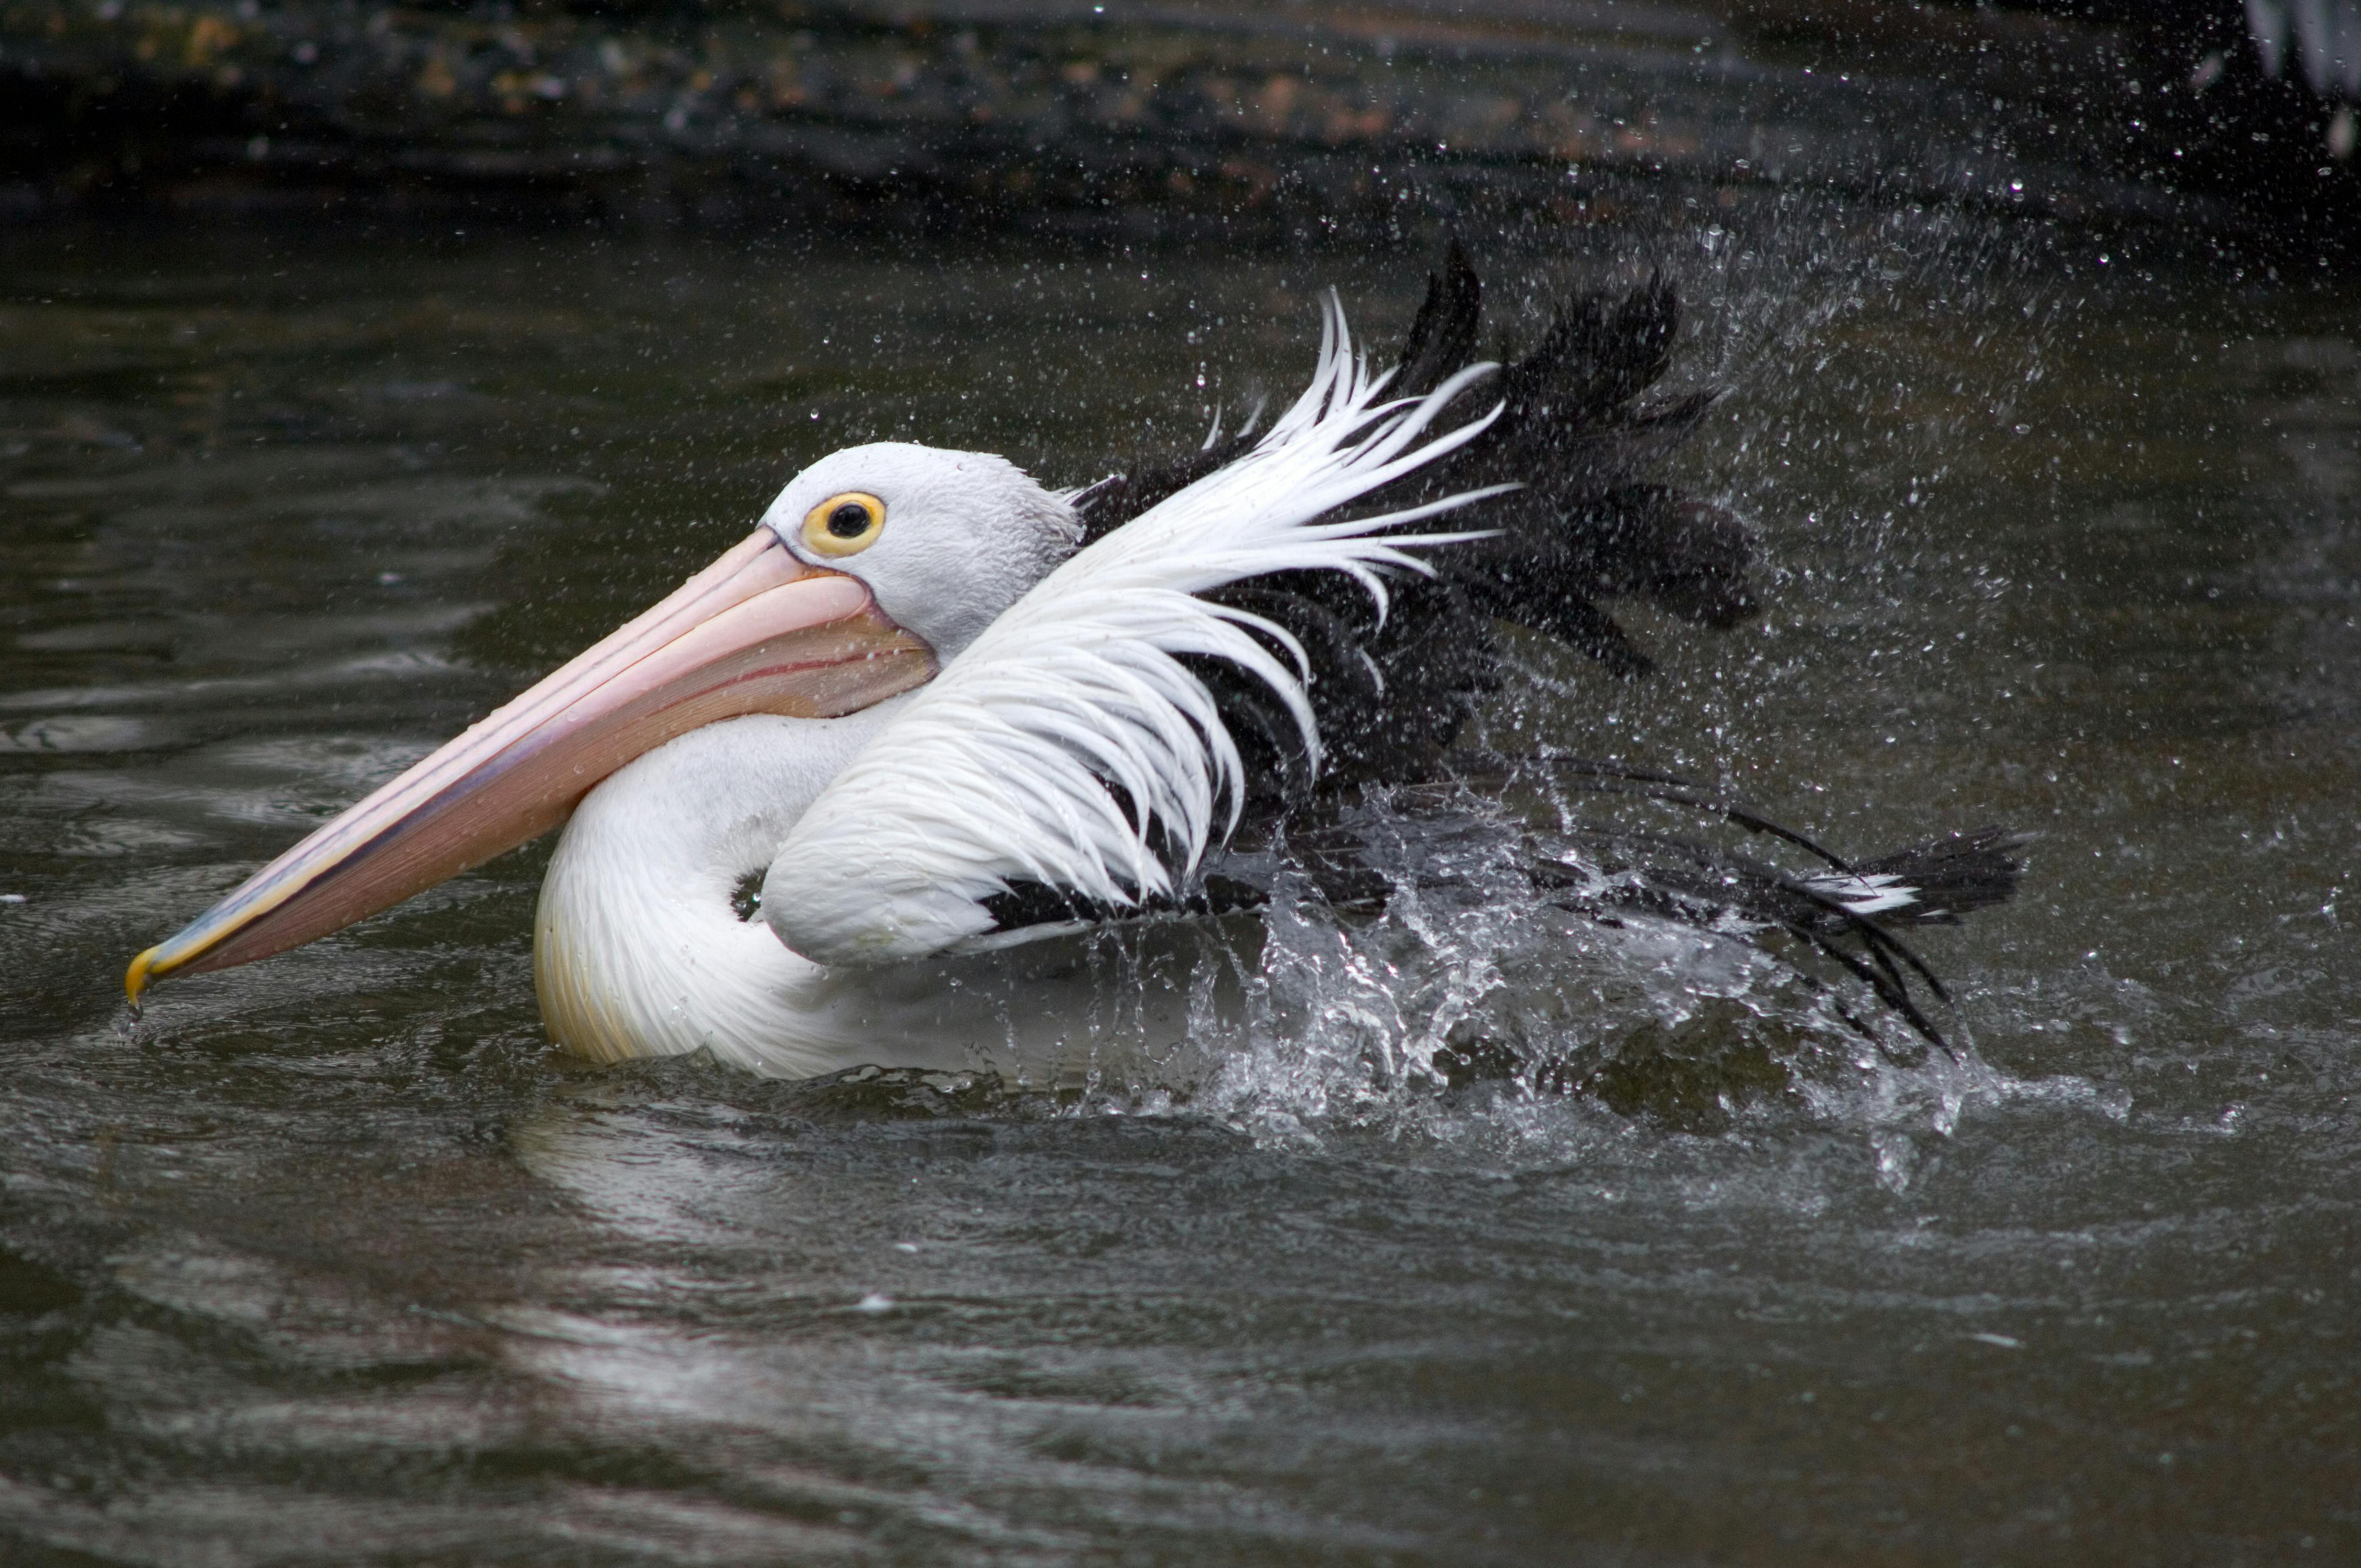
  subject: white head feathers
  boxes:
[760,442,1081,662]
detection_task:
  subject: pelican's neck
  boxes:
[532,704,907,1075]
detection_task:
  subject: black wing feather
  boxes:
[1071,243,1755,802]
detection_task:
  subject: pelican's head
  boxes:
[760,442,1079,662]
[124,443,1080,1001]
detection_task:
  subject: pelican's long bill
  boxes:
[126,529,936,1004]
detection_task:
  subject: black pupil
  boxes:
[827,502,871,538]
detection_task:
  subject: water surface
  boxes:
[2,211,2356,1562]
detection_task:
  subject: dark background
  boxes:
[2,1,2352,262]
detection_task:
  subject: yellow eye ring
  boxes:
[800,492,885,557]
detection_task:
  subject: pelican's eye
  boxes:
[801,492,886,557]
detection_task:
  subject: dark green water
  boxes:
[2,209,2356,1563]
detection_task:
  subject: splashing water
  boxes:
[993,786,2081,1172]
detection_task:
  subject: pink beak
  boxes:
[126,528,934,1004]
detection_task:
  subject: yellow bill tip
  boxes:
[124,944,167,1008]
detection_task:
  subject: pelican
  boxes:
[126,248,2021,1080]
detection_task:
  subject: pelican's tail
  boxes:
[1803,826,2028,928]
[1543,821,2027,1056]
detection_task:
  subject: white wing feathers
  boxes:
[766,294,1511,966]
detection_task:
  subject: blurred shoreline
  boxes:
[0,1,2348,259]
